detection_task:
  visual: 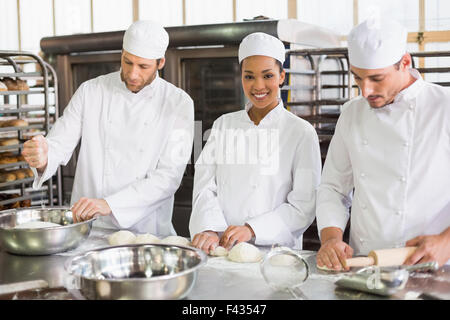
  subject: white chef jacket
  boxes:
[32,71,194,235]
[316,69,450,257]
[189,100,321,248]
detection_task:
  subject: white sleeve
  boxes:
[316,111,354,237]
[32,83,85,189]
[189,120,229,238]
[105,97,195,228]
[246,126,322,246]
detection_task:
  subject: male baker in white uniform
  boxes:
[21,20,194,236]
[316,18,450,270]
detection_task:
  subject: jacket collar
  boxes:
[393,68,424,103]
[242,98,284,126]
[116,70,160,98]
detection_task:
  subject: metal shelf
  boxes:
[0,177,34,189]
[0,161,28,170]
[0,50,62,208]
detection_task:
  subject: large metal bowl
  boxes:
[0,206,95,255]
[65,244,207,300]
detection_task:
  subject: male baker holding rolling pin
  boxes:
[21,20,194,236]
[316,17,450,270]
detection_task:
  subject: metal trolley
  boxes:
[0,50,62,210]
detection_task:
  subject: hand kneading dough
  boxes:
[161,235,191,247]
[210,246,228,257]
[134,233,160,244]
[108,230,136,245]
[227,242,262,263]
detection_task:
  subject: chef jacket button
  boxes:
[251,183,258,189]
[396,210,403,216]
[360,173,366,178]
[359,238,364,243]
[403,142,409,147]
[362,140,368,145]
[400,176,406,182]
[409,105,414,110]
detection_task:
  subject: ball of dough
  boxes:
[227,242,262,263]
[134,233,160,244]
[210,245,228,257]
[108,230,136,246]
[161,235,191,247]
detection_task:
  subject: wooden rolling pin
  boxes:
[344,247,417,268]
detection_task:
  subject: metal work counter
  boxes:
[0,227,449,300]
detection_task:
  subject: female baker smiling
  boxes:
[189,33,322,254]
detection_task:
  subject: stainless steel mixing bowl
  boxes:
[0,206,95,255]
[65,244,207,300]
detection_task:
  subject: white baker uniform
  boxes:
[316,69,450,256]
[32,71,194,235]
[189,100,322,248]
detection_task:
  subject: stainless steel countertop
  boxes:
[0,227,449,300]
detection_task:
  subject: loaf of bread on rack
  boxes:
[0,171,16,183]
[0,138,20,146]
[0,193,32,211]
[9,168,33,180]
[0,81,7,91]
[0,152,25,164]
[0,119,29,127]
[2,77,29,91]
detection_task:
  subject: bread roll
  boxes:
[0,81,7,91]
[11,169,26,180]
[2,78,16,90]
[0,119,29,128]
[0,156,18,164]
[0,138,19,146]
[23,168,33,177]
[0,172,16,182]
[2,78,28,91]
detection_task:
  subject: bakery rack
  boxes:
[0,50,62,210]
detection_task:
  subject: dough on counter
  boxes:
[160,235,191,247]
[108,230,136,246]
[210,246,228,257]
[227,242,262,263]
[134,233,160,244]
[15,221,60,229]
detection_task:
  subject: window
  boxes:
[297,0,353,36]
[139,0,183,26]
[236,0,288,22]
[19,0,53,53]
[54,0,91,35]
[186,0,233,25]
[92,0,133,32]
[0,0,19,51]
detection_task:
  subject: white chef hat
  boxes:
[238,32,285,64]
[122,20,169,59]
[348,18,407,69]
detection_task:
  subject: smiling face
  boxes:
[120,50,165,93]
[241,55,285,112]
[350,54,413,108]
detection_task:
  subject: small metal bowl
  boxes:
[0,206,95,255]
[65,244,207,300]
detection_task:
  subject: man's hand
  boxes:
[404,228,450,267]
[220,224,255,250]
[316,227,353,271]
[71,198,112,223]
[191,231,220,255]
[21,135,48,173]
